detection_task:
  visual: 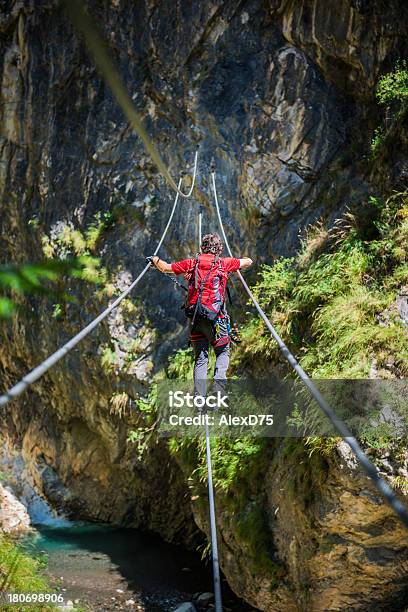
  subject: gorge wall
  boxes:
[1,0,408,610]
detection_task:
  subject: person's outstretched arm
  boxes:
[150,256,173,273]
[239,257,253,270]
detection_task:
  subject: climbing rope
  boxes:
[210,166,408,530]
[194,203,223,611]
[152,192,222,609]
[63,0,198,199]
[205,419,223,612]
[198,205,203,246]
[0,167,196,408]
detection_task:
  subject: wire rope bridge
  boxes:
[1,4,408,611]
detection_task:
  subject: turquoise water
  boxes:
[21,522,251,611]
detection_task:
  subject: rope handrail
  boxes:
[210,168,408,530]
[63,0,198,199]
[205,419,223,612]
[0,174,189,408]
[195,198,223,611]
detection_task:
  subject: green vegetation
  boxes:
[392,475,408,495]
[166,393,276,571]
[41,223,107,286]
[51,303,63,319]
[158,187,408,588]
[360,421,394,450]
[120,298,138,315]
[0,260,92,318]
[126,385,158,460]
[126,65,408,593]
[238,191,408,379]
[304,436,339,458]
[100,345,118,374]
[40,211,117,293]
[85,211,115,252]
[98,292,155,378]
[124,339,141,363]
[0,210,117,318]
[41,212,114,260]
[27,216,40,230]
[371,127,385,155]
[233,187,408,467]
[137,181,406,587]
[371,61,408,155]
[128,364,276,574]
[0,535,55,611]
[376,60,408,105]
[168,434,278,576]
[166,347,196,379]
[280,439,330,502]
[235,504,284,582]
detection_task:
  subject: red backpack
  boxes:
[184,254,228,324]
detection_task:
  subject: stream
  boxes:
[1,456,253,611]
[20,520,253,612]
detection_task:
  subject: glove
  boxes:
[146,255,159,267]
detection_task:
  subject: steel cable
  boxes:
[0,174,188,407]
[205,419,223,612]
[210,169,408,530]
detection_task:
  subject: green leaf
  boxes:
[0,297,14,318]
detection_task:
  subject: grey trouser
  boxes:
[190,316,230,396]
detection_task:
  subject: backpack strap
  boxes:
[218,258,231,309]
[191,255,219,328]
[193,254,200,289]
[226,285,233,305]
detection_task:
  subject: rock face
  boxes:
[0,482,31,533]
[1,0,408,610]
[220,442,408,611]
[266,440,408,611]
[200,440,408,610]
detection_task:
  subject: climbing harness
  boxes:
[0,161,198,408]
[229,321,242,344]
[210,164,408,530]
[223,286,242,344]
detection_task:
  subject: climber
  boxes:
[149,233,252,394]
